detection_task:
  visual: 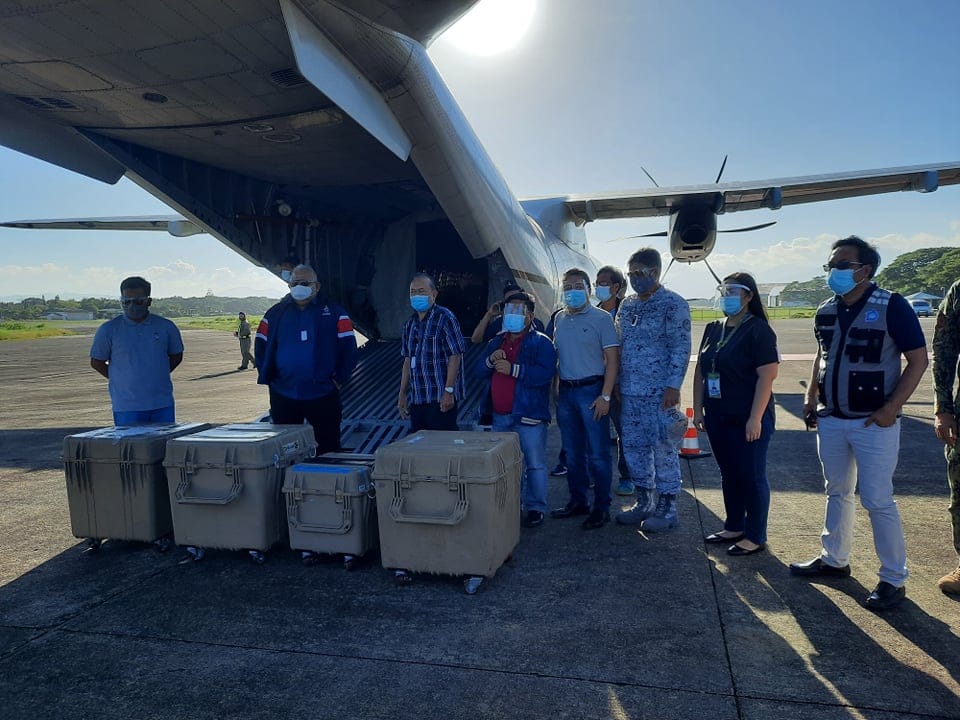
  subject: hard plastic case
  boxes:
[372,431,522,578]
[62,423,210,542]
[163,423,316,551]
[283,462,378,557]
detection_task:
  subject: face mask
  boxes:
[280,269,292,283]
[503,313,526,333]
[290,284,313,301]
[631,275,656,295]
[827,268,858,296]
[563,289,587,309]
[595,286,612,302]
[720,296,742,316]
[125,303,148,321]
[410,295,431,312]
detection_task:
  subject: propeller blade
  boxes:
[641,166,659,188]
[606,231,668,242]
[717,221,777,234]
[714,155,728,184]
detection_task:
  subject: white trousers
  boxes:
[816,415,908,586]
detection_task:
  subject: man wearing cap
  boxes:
[398,272,466,432]
[614,248,691,533]
[477,291,556,527]
[255,264,358,454]
[550,268,620,529]
[234,311,255,370]
[90,275,184,425]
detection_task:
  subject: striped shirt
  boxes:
[401,304,466,404]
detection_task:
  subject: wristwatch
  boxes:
[601,394,611,402]
[444,386,455,394]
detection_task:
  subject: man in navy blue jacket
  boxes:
[255,265,358,454]
[477,291,557,527]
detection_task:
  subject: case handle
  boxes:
[388,480,468,525]
[175,467,242,505]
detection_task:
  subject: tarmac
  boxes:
[0,319,958,720]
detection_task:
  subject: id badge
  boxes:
[707,372,721,399]
[300,330,308,342]
[410,357,417,370]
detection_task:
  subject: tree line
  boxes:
[0,295,279,321]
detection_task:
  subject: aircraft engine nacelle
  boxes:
[668,206,718,263]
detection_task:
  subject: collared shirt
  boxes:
[90,313,183,412]
[270,300,349,400]
[616,286,691,394]
[401,304,466,404]
[553,304,619,380]
[491,332,524,414]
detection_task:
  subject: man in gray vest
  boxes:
[791,236,927,611]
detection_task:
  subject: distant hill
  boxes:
[0,295,280,321]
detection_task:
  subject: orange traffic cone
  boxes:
[681,407,705,456]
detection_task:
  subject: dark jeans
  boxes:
[557,383,612,511]
[269,387,341,455]
[410,401,458,432]
[704,411,774,544]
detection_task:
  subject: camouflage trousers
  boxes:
[945,444,960,557]
[620,393,682,495]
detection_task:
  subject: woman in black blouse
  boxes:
[693,272,779,556]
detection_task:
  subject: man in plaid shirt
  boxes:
[398,272,466,432]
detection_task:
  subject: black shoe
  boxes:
[727,542,765,556]
[789,557,851,578]
[865,581,905,611]
[581,509,610,529]
[705,531,744,545]
[550,464,568,477]
[550,502,590,519]
[521,510,545,528]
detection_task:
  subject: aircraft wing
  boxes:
[0,215,203,237]
[562,162,960,222]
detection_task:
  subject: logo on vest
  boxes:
[864,309,880,323]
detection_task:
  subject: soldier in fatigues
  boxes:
[235,312,255,370]
[614,248,691,532]
[931,279,960,595]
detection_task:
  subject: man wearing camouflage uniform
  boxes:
[931,279,960,595]
[615,248,691,532]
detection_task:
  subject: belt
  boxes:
[559,375,604,388]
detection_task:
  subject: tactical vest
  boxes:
[814,287,902,417]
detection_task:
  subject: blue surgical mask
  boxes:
[595,285,612,302]
[631,275,656,295]
[720,296,742,316]
[502,313,526,333]
[290,284,313,301]
[280,269,292,283]
[827,268,858,296]
[410,295,431,312]
[563,289,587,309]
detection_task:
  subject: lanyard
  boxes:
[710,314,751,374]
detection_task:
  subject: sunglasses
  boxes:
[823,261,863,272]
[120,297,150,306]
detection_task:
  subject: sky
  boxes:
[1,0,959,301]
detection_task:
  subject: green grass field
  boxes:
[0,321,79,341]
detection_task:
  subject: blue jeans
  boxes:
[704,411,773,545]
[557,384,612,511]
[113,405,175,426]
[492,414,548,512]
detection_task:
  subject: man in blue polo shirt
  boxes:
[398,272,466,432]
[90,276,184,425]
[255,264,358,454]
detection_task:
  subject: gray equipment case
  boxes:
[283,461,379,557]
[163,424,317,551]
[372,431,522,578]
[62,423,210,542]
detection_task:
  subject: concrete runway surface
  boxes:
[0,319,958,720]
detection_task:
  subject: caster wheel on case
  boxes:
[343,554,357,571]
[186,546,206,562]
[464,576,484,595]
[394,569,413,585]
[83,538,103,553]
[154,537,172,554]
[249,550,266,565]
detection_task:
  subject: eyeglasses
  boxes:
[288,280,313,287]
[823,261,863,272]
[120,297,150,306]
[561,282,588,292]
[628,267,657,278]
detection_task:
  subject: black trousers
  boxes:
[409,401,458,433]
[269,388,341,455]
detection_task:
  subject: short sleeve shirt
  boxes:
[553,304,619,380]
[90,314,183,412]
[401,304,467,404]
[698,316,779,420]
